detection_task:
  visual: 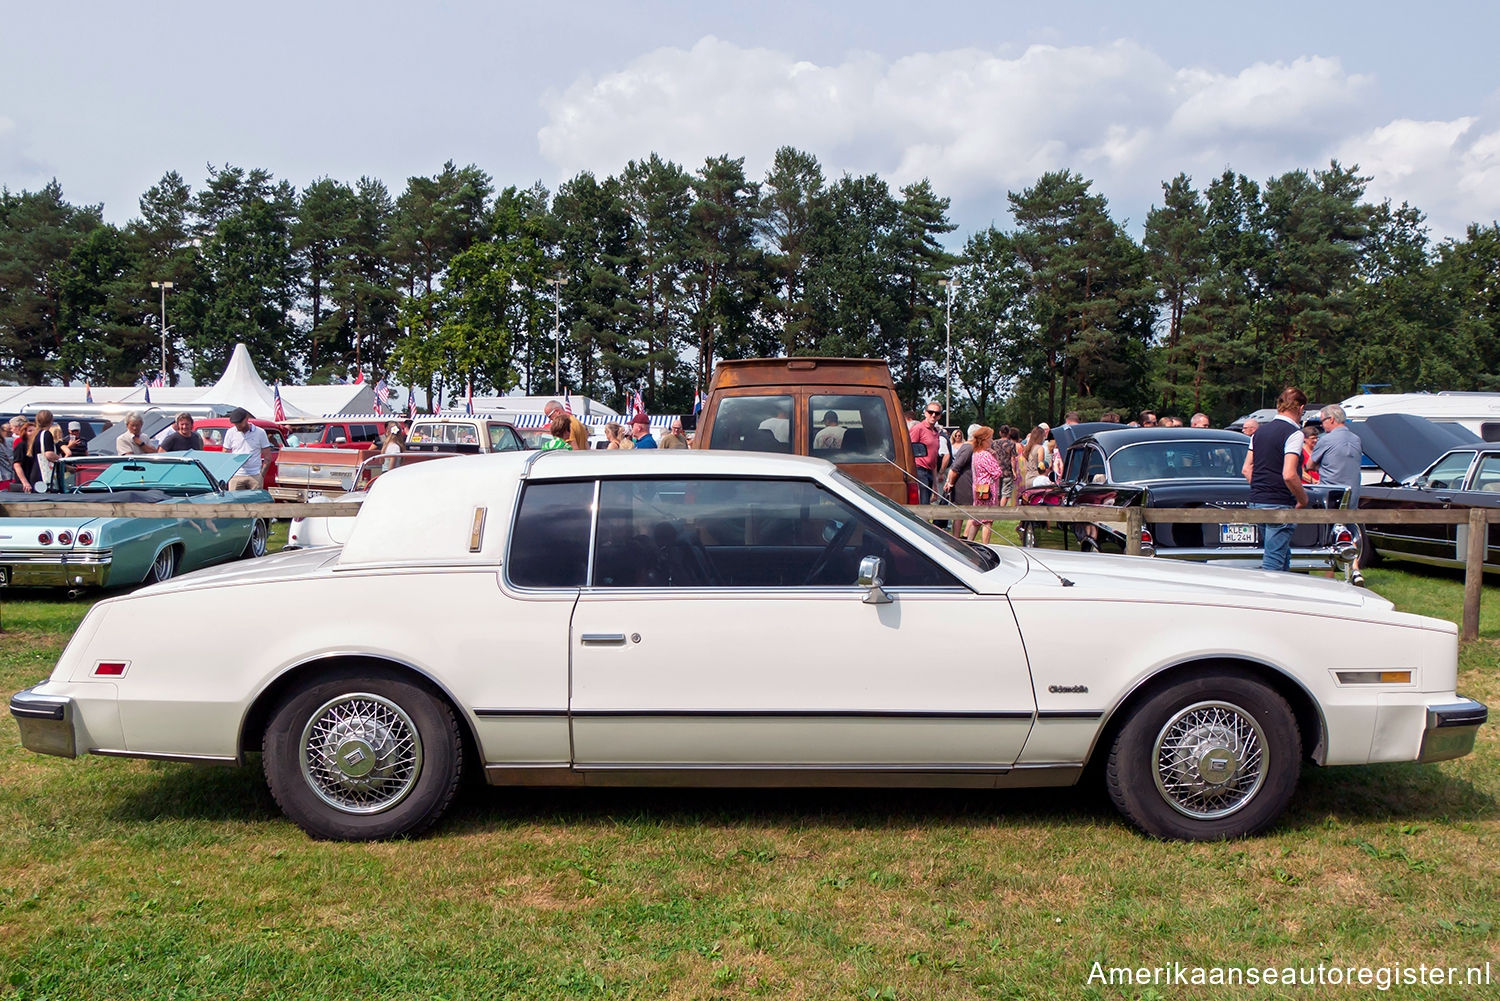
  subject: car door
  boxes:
[568,475,1035,770]
[1367,450,1476,561]
[1450,451,1500,568]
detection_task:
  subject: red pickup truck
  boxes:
[283,419,389,450]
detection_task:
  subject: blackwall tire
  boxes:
[263,669,462,840]
[1106,671,1301,840]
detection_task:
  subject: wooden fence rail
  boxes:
[3,500,1495,640]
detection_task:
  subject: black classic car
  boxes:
[1020,426,1358,574]
[1350,414,1495,570]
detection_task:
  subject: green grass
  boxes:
[1,552,1497,999]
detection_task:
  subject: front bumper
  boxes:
[0,551,113,588]
[10,688,76,757]
[1418,697,1488,763]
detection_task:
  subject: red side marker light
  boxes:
[94,662,127,677]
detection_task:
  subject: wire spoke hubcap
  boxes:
[299,693,423,814]
[1153,700,1267,819]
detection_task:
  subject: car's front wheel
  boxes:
[1106,671,1301,839]
[263,669,462,840]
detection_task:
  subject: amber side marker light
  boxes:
[1335,670,1413,685]
[94,662,128,677]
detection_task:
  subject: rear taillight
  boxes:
[94,661,127,677]
[77,531,94,546]
[1139,528,1154,547]
[907,482,920,505]
[1335,527,1354,546]
[37,531,53,545]
[57,531,73,545]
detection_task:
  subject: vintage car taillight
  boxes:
[1139,528,1154,547]
[907,482,920,505]
[77,531,95,546]
[93,661,127,677]
[37,531,53,545]
[1334,526,1355,546]
[56,531,74,545]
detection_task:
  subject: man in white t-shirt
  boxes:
[223,407,272,491]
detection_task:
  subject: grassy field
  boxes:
[1,546,1497,999]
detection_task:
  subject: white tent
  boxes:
[197,343,309,419]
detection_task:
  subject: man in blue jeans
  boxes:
[1241,386,1309,572]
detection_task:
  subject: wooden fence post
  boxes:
[1123,507,1144,557]
[1463,508,1486,641]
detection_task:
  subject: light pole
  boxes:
[547,276,569,394]
[151,281,174,383]
[938,276,956,421]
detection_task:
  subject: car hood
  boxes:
[183,449,254,480]
[1012,547,1384,611]
[1351,414,1481,483]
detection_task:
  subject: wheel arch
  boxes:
[141,540,184,581]
[1083,656,1327,775]
[237,653,483,770]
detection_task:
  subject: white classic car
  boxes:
[10,450,1487,841]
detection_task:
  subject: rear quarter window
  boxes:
[507,480,594,587]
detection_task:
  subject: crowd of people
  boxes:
[908,393,1366,581]
[3,407,275,493]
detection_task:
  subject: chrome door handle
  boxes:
[580,633,627,646]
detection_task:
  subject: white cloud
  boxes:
[537,37,1498,239]
[1338,117,1500,233]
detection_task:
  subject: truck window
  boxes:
[707,395,793,453]
[808,394,894,464]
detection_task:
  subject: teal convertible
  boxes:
[0,453,271,590]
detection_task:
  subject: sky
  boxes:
[4,0,1499,242]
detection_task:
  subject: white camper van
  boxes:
[1339,392,1500,442]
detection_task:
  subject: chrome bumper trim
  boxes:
[1419,697,1488,763]
[9,688,76,758]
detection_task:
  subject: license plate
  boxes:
[1220,523,1258,545]
[0,566,9,586]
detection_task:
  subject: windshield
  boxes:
[831,468,995,571]
[1107,440,1248,482]
[58,458,216,495]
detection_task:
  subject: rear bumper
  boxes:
[0,552,113,588]
[1418,697,1488,763]
[1145,544,1358,572]
[9,688,76,757]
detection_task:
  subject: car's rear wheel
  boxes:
[1357,528,1381,567]
[146,545,177,583]
[263,670,462,840]
[1106,671,1301,839]
[242,519,269,559]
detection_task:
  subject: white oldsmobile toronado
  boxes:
[10,450,1487,841]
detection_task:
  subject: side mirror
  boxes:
[911,442,928,458]
[857,555,893,605]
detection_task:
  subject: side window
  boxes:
[808,394,895,464]
[1421,451,1475,489]
[1083,447,1107,484]
[489,425,520,451]
[706,395,794,453]
[590,477,954,588]
[1063,447,1086,484]
[508,480,594,587]
[1470,454,1500,492]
